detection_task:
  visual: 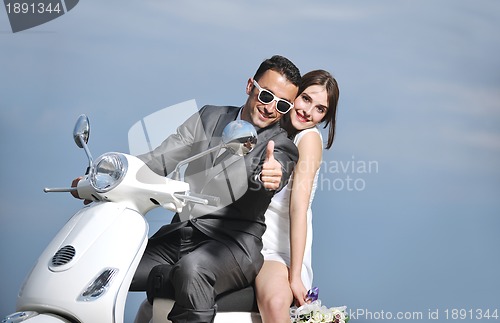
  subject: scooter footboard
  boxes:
[151,286,261,323]
[152,299,262,323]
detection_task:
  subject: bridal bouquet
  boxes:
[290,287,349,323]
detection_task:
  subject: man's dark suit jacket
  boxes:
[138,105,298,283]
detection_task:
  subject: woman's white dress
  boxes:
[261,127,321,289]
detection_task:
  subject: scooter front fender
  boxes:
[16,202,149,323]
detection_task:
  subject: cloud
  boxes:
[441,125,500,152]
[414,81,500,118]
[144,1,381,28]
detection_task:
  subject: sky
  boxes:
[1,1,499,322]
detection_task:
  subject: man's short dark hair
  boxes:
[253,55,301,87]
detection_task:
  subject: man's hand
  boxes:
[260,140,282,190]
[71,177,92,205]
[71,177,82,199]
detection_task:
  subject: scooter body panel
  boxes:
[16,202,149,323]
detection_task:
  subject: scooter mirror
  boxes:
[73,114,90,148]
[170,120,258,181]
[222,120,257,156]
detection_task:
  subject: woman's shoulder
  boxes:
[294,126,322,147]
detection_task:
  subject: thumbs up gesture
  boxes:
[261,140,283,190]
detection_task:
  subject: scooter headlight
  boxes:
[90,153,127,193]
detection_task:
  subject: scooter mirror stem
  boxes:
[78,134,94,169]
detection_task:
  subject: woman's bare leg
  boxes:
[255,260,293,323]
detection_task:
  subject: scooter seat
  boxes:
[216,285,258,312]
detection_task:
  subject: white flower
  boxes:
[290,298,349,323]
[311,311,323,322]
[323,311,334,322]
[330,306,347,313]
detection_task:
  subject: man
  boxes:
[130,55,300,322]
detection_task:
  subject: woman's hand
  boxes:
[290,276,308,306]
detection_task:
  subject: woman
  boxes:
[255,69,339,323]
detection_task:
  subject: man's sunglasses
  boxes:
[253,80,294,114]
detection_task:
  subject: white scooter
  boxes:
[2,114,262,323]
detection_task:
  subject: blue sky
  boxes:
[1,1,499,322]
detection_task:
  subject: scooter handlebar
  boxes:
[44,187,78,193]
[43,177,99,203]
[173,192,220,207]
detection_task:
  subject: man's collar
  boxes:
[237,106,242,120]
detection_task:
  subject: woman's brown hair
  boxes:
[298,70,339,149]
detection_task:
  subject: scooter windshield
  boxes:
[127,100,253,220]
